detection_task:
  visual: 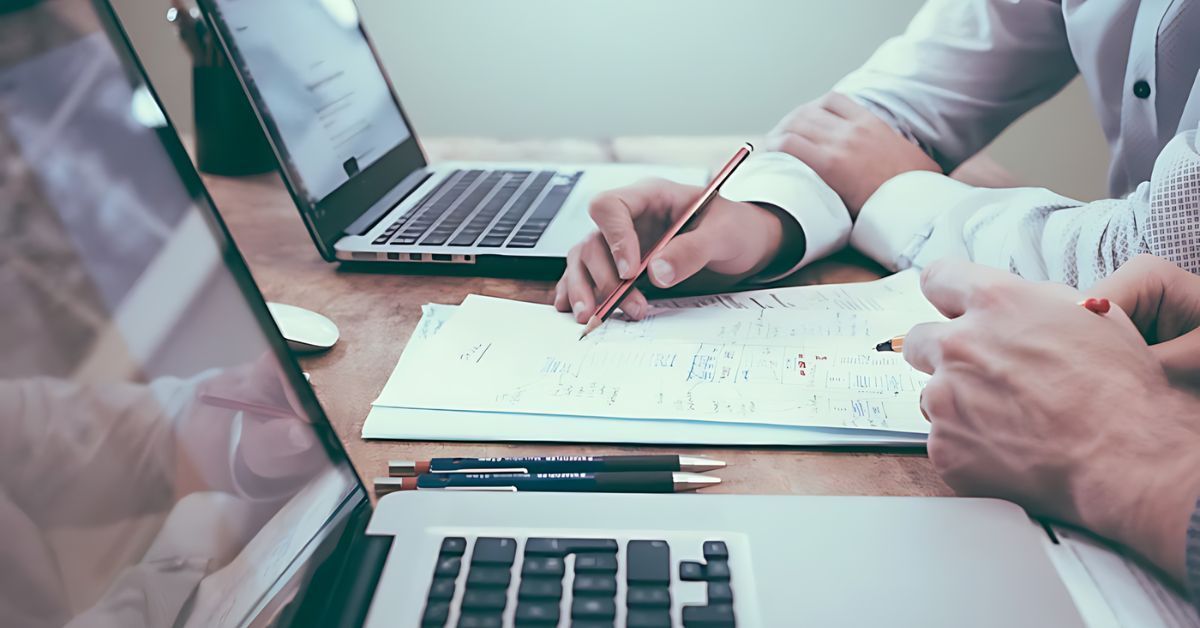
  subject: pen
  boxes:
[874,297,1112,352]
[388,454,726,476]
[579,143,755,340]
[373,472,721,495]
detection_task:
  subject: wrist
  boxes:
[750,202,805,279]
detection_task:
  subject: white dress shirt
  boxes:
[721,0,1200,288]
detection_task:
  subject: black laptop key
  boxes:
[428,577,456,600]
[514,601,559,625]
[465,566,511,588]
[518,576,563,600]
[571,623,615,628]
[523,537,618,556]
[679,561,705,581]
[627,609,672,628]
[505,235,539,248]
[461,588,507,611]
[574,574,617,596]
[705,560,731,581]
[571,596,617,620]
[626,540,670,584]
[471,537,517,566]
[456,614,502,628]
[478,235,508,247]
[521,556,565,577]
[707,582,734,604]
[421,601,450,627]
[682,604,736,627]
[574,553,617,573]
[434,556,462,577]
[389,235,419,245]
[702,541,729,561]
[441,537,467,556]
[627,585,670,608]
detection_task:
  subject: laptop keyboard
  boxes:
[421,536,737,627]
[371,169,580,250]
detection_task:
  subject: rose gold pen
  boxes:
[579,143,755,340]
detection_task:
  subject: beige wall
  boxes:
[114,0,1112,201]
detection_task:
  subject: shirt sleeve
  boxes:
[850,127,1200,288]
[835,0,1079,173]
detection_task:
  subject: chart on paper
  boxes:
[380,275,940,433]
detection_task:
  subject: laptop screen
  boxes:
[0,2,361,626]
[203,0,427,253]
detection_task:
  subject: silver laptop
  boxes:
[4,2,1195,626]
[194,0,705,268]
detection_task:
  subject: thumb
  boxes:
[647,228,721,289]
[1150,327,1200,385]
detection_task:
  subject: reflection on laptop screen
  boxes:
[211,0,411,206]
[0,2,358,626]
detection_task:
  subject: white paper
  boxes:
[375,273,939,433]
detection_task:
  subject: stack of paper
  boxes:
[364,271,943,446]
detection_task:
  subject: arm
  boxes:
[853,126,1200,288]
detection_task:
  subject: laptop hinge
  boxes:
[344,169,432,237]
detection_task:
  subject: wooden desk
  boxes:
[204,136,955,498]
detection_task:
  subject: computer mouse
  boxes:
[266,302,340,354]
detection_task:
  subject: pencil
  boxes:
[579,143,755,340]
[874,297,1111,352]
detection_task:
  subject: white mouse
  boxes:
[267,302,340,354]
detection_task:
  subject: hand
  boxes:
[1089,254,1200,387]
[903,260,1200,584]
[555,178,801,322]
[765,92,940,216]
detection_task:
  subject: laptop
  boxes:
[192,0,705,269]
[3,2,1196,626]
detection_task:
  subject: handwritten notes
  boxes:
[374,272,941,434]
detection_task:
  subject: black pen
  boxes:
[374,472,720,495]
[388,454,726,476]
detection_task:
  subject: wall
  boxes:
[114,0,1112,201]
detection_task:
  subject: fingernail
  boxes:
[616,258,631,278]
[572,301,586,315]
[624,300,644,319]
[650,259,675,285]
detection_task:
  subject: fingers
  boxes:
[588,179,699,280]
[646,227,725,289]
[1151,328,1200,383]
[918,259,1014,319]
[818,91,873,121]
[563,246,597,323]
[1089,254,1200,341]
[901,321,953,374]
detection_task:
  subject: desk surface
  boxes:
[204,136,959,497]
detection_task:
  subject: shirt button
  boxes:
[1133,80,1152,99]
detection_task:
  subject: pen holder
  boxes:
[193,63,275,177]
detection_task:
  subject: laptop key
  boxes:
[441,537,467,556]
[707,582,734,604]
[626,540,670,585]
[421,601,450,627]
[514,601,559,625]
[705,560,731,581]
[434,556,461,577]
[524,538,618,556]
[574,574,617,596]
[456,614,501,628]
[627,585,670,608]
[471,537,517,566]
[682,604,735,627]
[465,566,511,588]
[427,577,456,600]
[679,561,705,581]
[518,576,563,600]
[574,553,617,573]
[461,588,507,611]
[702,541,728,561]
[571,596,617,620]
[478,235,507,247]
[627,609,672,628]
[521,556,565,577]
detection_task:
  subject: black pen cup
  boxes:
[192,63,275,176]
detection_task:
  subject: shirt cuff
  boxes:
[1186,495,1200,609]
[719,151,851,282]
[850,170,976,272]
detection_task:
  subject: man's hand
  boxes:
[903,260,1200,584]
[555,178,801,322]
[1090,254,1200,387]
[766,92,940,216]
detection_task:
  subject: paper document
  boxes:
[374,272,940,434]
